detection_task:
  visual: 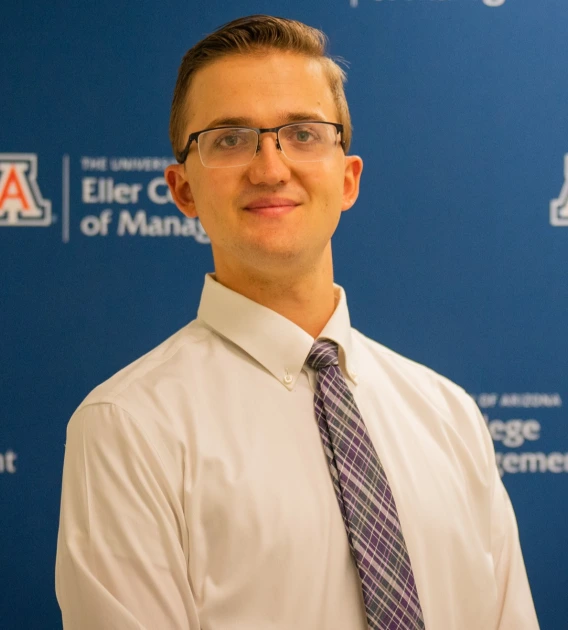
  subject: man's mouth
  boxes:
[243,197,300,216]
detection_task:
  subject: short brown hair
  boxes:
[169,15,352,160]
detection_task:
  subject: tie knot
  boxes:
[306,339,339,370]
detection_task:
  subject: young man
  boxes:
[56,15,540,630]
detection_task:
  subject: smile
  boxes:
[243,197,300,217]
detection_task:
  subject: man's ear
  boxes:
[165,164,197,218]
[341,155,363,212]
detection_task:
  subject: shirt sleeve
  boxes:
[490,470,540,629]
[472,399,541,630]
[55,402,200,630]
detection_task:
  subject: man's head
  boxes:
[169,15,353,160]
[165,15,362,283]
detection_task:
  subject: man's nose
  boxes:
[246,133,292,186]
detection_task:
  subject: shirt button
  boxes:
[284,374,293,384]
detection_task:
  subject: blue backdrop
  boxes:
[1,1,567,628]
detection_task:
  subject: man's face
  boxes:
[166,51,362,276]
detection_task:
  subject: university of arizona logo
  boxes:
[0,154,52,226]
[550,154,568,227]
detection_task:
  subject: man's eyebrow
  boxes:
[203,112,327,130]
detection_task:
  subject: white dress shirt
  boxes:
[56,274,540,630]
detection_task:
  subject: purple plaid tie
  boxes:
[307,339,425,630]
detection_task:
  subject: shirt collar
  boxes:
[197,274,357,390]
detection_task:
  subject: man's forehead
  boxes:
[184,52,335,130]
[195,50,326,82]
[201,110,329,130]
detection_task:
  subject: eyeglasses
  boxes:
[176,121,345,167]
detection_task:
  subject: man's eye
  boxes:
[219,134,242,147]
[210,131,252,150]
[283,126,321,144]
[295,129,315,142]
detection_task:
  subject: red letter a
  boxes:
[0,167,30,210]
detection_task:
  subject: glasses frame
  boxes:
[176,121,345,165]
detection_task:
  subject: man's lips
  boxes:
[243,197,300,216]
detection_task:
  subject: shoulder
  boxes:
[352,328,481,423]
[77,319,213,415]
[352,329,496,470]
[62,323,217,482]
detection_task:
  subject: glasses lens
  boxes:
[279,123,340,162]
[198,128,257,168]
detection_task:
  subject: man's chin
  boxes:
[241,240,308,268]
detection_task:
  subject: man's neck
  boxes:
[213,251,337,339]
